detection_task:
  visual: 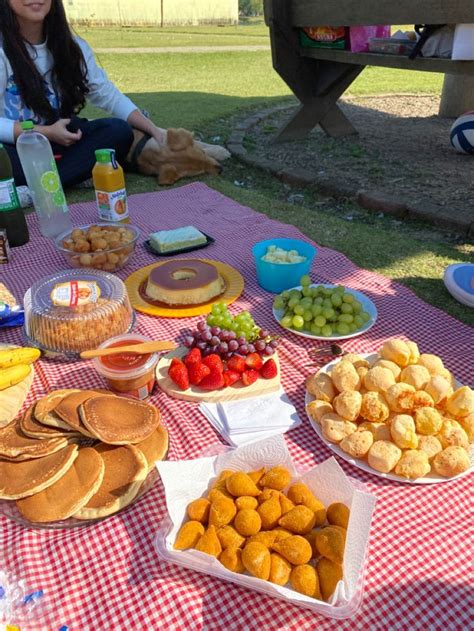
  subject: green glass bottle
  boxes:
[0,144,29,247]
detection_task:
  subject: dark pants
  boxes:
[4,117,134,188]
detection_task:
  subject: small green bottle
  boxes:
[0,144,29,247]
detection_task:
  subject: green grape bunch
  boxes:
[273,275,372,337]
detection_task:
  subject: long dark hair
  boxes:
[0,0,89,122]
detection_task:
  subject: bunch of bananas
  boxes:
[0,347,41,390]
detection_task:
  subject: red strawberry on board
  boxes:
[261,359,278,379]
[227,355,246,373]
[170,357,185,370]
[202,354,224,372]
[199,367,225,390]
[241,369,260,386]
[245,352,263,371]
[188,362,211,386]
[223,369,241,387]
[169,363,189,390]
[185,348,202,367]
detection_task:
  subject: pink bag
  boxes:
[350,25,391,52]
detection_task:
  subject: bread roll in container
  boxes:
[23,269,134,358]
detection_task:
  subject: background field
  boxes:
[71,21,472,325]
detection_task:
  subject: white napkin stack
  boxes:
[199,389,301,447]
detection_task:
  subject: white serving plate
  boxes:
[306,353,473,485]
[272,284,377,341]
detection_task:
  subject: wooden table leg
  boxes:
[272,64,363,142]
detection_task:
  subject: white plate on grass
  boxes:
[305,353,473,485]
[272,284,377,341]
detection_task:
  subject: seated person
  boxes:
[0,0,166,188]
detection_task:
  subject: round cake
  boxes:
[145,259,225,305]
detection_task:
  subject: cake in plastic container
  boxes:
[24,269,134,357]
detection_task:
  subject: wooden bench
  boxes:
[263,0,474,141]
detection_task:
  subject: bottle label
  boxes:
[96,188,128,222]
[50,281,101,307]
[0,178,20,212]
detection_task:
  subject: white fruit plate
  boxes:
[272,284,377,341]
[306,353,473,485]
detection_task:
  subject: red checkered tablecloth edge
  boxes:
[0,183,472,630]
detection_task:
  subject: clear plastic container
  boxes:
[368,38,416,55]
[92,333,159,399]
[23,269,134,358]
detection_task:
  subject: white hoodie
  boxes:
[0,36,137,144]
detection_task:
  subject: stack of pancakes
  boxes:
[0,389,168,524]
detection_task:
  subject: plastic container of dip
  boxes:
[92,333,158,400]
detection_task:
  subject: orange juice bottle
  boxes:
[92,149,129,224]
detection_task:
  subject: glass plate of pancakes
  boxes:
[0,389,169,529]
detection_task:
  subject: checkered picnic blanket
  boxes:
[0,183,471,630]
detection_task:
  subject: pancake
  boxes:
[54,390,111,438]
[20,404,78,439]
[0,418,69,460]
[80,396,160,445]
[34,389,82,430]
[16,447,105,522]
[0,444,78,500]
[145,259,225,306]
[135,424,169,471]
[73,444,148,520]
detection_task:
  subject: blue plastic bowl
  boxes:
[252,238,317,293]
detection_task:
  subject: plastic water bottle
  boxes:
[16,121,72,239]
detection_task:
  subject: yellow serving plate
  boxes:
[125,259,244,318]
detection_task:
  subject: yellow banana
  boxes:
[0,364,31,390]
[0,347,41,369]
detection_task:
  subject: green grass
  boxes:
[71,24,472,326]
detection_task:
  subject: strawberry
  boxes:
[184,347,202,367]
[227,355,246,373]
[202,354,224,372]
[241,369,260,386]
[245,352,263,371]
[169,363,189,390]
[170,357,185,370]
[261,358,278,379]
[188,362,211,386]
[199,367,225,390]
[223,369,241,387]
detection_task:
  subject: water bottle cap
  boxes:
[95,149,114,163]
[21,121,34,131]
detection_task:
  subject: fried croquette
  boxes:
[326,503,350,529]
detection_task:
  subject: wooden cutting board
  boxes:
[156,348,280,403]
[0,345,35,427]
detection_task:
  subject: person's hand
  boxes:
[151,127,167,148]
[44,119,82,146]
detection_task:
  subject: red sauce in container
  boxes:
[93,334,158,399]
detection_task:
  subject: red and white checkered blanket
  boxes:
[0,183,471,629]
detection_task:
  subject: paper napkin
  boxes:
[199,389,301,447]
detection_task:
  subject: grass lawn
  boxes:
[72,23,471,326]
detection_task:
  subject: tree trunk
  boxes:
[439,74,474,118]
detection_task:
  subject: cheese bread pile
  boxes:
[306,339,473,480]
[0,389,168,523]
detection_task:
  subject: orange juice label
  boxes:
[96,188,128,222]
[51,281,100,307]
